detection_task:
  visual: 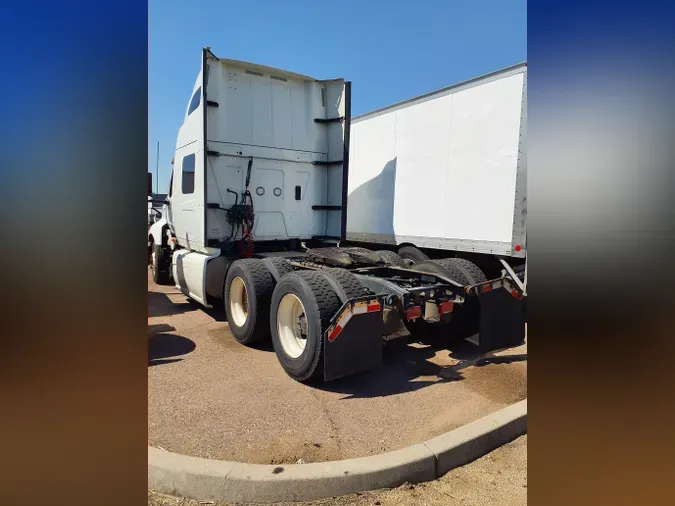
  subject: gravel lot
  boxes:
[149,435,527,506]
[148,270,527,464]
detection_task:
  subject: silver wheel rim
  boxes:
[277,294,308,359]
[151,248,157,274]
[229,277,249,327]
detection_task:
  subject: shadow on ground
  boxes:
[148,291,198,318]
[199,303,227,323]
[149,324,196,367]
[148,289,228,322]
[318,338,527,399]
[317,339,445,399]
[419,337,527,384]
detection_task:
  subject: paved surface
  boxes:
[149,435,527,506]
[149,270,527,464]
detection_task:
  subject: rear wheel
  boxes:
[317,268,366,303]
[261,256,295,281]
[276,293,309,359]
[412,260,463,281]
[224,259,275,345]
[436,258,486,339]
[443,258,487,285]
[270,271,342,382]
[397,245,429,264]
[377,250,408,267]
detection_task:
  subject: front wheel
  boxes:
[151,243,171,285]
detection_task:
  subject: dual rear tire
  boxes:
[223,255,486,379]
[224,259,361,382]
[224,259,277,345]
[270,271,344,382]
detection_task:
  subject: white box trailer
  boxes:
[149,49,526,383]
[347,63,527,261]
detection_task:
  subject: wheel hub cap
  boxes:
[277,294,308,358]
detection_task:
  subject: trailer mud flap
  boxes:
[323,296,385,381]
[472,289,526,352]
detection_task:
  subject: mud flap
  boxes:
[323,296,385,381]
[471,289,526,352]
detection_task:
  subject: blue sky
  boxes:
[150,0,526,193]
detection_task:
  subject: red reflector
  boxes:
[510,289,523,300]
[515,245,522,252]
[405,306,421,321]
[438,301,454,314]
[366,302,381,313]
[482,284,493,293]
[328,325,343,343]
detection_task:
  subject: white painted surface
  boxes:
[171,69,204,252]
[172,250,218,305]
[323,79,348,238]
[167,51,348,251]
[347,68,526,253]
[204,57,347,242]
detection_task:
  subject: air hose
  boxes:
[225,157,255,257]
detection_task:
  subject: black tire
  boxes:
[427,258,464,279]
[317,268,366,303]
[151,243,171,285]
[397,245,429,264]
[376,250,407,267]
[414,260,464,282]
[441,258,486,339]
[261,257,295,281]
[306,247,353,267]
[445,258,487,285]
[342,247,383,264]
[270,271,342,382]
[224,259,275,345]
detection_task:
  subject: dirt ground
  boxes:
[149,434,527,506]
[149,270,527,464]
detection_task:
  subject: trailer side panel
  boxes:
[347,65,526,257]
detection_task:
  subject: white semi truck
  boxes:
[149,48,526,383]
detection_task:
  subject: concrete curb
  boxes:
[149,399,527,503]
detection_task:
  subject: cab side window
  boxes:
[182,154,195,194]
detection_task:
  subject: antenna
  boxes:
[155,141,159,195]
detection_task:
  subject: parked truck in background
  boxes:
[347,63,526,273]
[345,63,527,346]
[149,48,526,383]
